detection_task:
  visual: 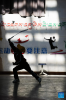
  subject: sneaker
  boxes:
[37,77,41,83]
[13,79,20,83]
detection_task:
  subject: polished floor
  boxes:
[0,75,66,100]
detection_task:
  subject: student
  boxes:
[8,39,41,83]
[44,37,57,50]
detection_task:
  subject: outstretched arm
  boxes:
[8,39,16,51]
[44,37,49,40]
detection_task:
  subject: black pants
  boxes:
[13,62,39,80]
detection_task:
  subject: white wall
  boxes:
[0,0,66,72]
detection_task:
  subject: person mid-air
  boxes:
[44,37,58,50]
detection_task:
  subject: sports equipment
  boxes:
[8,29,28,40]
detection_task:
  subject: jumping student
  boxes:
[44,37,57,50]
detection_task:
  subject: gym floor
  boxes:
[0,75,66,100]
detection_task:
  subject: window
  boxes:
[0,0,45,17]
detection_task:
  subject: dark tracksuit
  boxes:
[8,40,39,80]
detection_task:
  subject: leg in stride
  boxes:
[24,62,41,83]
[13,65,22,83]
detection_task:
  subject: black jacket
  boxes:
[8,40,26,65]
